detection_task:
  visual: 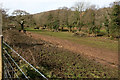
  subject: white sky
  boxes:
[0,0,118,15]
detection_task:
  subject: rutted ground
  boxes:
[3,30,118,78]
[28,31,118,68]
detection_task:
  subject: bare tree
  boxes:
[12,10,30,23]
[12,10,30,31]
[12,10,29,16]
[73,2,88,32]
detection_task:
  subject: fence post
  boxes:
[0,8,3,80]
[0,36,2,80]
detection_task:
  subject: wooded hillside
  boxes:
[1,1,120,38]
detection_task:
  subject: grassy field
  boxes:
[4,30,118,78]
[26,28,118,52]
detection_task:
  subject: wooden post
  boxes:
[0,8,3,80]
[0,36,2,80]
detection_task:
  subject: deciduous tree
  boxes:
[110,2,120,38]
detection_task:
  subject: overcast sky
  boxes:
[0,0,118,14]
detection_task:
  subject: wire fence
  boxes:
[4,61,12,79]
[3,54,19,78]
[3,41,48,80]
[4,48,28,79]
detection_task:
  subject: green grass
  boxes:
[26,28,118,52]
[7,29,118,78]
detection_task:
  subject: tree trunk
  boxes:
[61,27,63,31]
[69,27,72,32]
[21,24,24,30]
[77,27,79,32]
[107,29,110,37]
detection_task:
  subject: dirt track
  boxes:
[3,30,118,78]
[28,32,118,68]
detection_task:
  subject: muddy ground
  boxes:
[29,31,118,68]
[3,30,118,79]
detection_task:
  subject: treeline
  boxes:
[1,1,120,38]
[32,2,120,38]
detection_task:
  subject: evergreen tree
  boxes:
[110,3,120,38]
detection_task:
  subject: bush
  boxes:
[97,31,106,36]
[73,32,87,37]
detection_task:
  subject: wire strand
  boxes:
[4,61,12,79]
[3,42,48,80]
[3,54,19,78]
[4,67,8,78]
[3,48,29,80]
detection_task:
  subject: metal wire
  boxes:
[4,67,8,78]
[3,54,19,78]
[4,61,12,78]
[3,42,48,80]
[3,48,29,80]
